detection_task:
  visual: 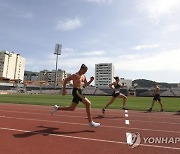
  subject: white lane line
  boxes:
[124,110,130,148]
[129,120,180,125]
[0,107,179,120]
[0,110,84,118]
[0,110,179,125]
[125,120,130,125]
[0,126,126,144]
[0,127,180,150]
[1,115,180,134]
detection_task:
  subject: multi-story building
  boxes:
[95,63,114,88]
[0,51,25,81]
[38,69,68,86]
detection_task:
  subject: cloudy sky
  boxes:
[0,0,180,83]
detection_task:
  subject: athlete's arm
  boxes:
[84,76,94,87]
[109,82,115,90]
[121,82,125,88]
[62,75,74,95]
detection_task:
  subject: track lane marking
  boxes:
[125,120,130,125]
[0,110,179,125]
[0,127,180,150]
[1,115,180,133]
[0,107,179,120]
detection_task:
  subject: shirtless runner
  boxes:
[51,64,100,127]
[147,83,164,112]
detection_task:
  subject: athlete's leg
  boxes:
[150,100,156,108]
[51,102,77,115]
[81,98,93,123]
[147,99,155,112]
[158,100,163,111]
[102,97,116,114]
[81,98,100,127]
[104,97,116,109]
[118,93,127,108]
[59,102,77,111]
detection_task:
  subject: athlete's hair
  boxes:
[114,76,119,80]
[80,64,88,70]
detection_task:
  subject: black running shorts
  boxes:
[72,88,85,104]
[112,91,119,98]
[153,94,161,101]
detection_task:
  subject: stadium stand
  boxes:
[94,88,108,95]
[135,88,149,96]
[138,88,172,97]
[82,87,96,95]
[161,88,180,97]
[160,89,175,97]
[97,88,128,96]
[172,88,180,96]
[1,82,180,97]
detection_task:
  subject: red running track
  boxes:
[0,103,179,154]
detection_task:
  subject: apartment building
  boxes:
[95,63,114,88]
[0,51,25,81]
[38,69,69,86]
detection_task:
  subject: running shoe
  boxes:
[159,109,164,112]
[122,107,128,110]
[102,108,106,114]
[147,108,152,112]
[51,105,59,115]
[89,121,100,127]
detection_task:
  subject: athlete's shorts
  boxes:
[72,88,85,104]
[153,94,161,101]
[112,91,119,98]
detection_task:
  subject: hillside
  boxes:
[132,79,178,88]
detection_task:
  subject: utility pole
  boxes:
[54,44,62,89]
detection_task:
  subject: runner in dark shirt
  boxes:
[102,76,127,114]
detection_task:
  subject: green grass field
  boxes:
[0,94,179,112]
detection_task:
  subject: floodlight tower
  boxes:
[54,43,62,89]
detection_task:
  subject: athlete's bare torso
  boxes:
[72,73,86,89]
[154,85,160,94]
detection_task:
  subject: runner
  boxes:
[147,83,164,112]
[102,76,127,114]
[51,64,100,127]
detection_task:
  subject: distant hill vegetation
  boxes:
[132,79,178,88]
